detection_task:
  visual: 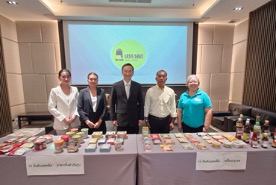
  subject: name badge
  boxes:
[194,98,201,102]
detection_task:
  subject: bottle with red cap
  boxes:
[251,130,259,148]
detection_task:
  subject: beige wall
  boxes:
[197,22,248,111]
[0,15,25,121]
[230,20,248,103]
[17,21,61,113]
[197,24,234,111]
[0,16,249,122]
[0,17,61,120]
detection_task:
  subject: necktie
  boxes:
[126,83,130,99]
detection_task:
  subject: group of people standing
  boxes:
[48,63,213,135]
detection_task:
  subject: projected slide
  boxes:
[65,23,191,85]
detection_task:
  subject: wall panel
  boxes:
[243,1,276,111]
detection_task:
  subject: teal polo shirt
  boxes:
[178,89,212,128]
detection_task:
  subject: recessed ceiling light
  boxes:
[233,6,243,11]
[6,1,18,5]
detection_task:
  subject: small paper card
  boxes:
[196,152,247,171]
[26,155,84,176]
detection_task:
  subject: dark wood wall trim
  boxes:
[58,20,66,69]
[243,1,276,112]
[0,30,13,137]
[192,22,198,74]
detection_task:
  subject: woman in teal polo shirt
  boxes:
[177,75,213,133]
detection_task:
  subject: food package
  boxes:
[85,144,97,152]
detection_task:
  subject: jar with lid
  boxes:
[61,135,69,148]
[54,139,64,153]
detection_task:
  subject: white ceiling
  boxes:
[0,0,271,24]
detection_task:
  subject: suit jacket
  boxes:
[78,87,107,130]
[110,80,144,127]
[48,85,80,130]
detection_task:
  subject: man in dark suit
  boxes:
[110,63,144,134]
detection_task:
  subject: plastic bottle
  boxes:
[253,116,261,143]
[251,131,259,148]
[242,120,251,143]
[235,118,243,140]
[262,133,269,148]
[262,119,270,139]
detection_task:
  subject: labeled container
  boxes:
[77,132,85,143]
[72,135,81,148]
[114,139,123,151]
[81,128,89,139]
[66,131,75,142]
[61,135,69,148]
[54,139,64,153]
[34,138,47,151]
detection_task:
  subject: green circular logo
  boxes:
[112,40,146,69]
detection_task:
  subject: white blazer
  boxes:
[48,85,80,131]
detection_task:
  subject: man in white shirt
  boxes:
[144,70,177,133]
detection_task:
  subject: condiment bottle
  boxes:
[251,131,259,148]
[242,120,251,143]
[235,118,243,139]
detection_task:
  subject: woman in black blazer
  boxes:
[78,72,107,134]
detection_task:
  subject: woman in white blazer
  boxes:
[48,69,80,135]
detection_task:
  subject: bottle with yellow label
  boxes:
[242,119,251,143]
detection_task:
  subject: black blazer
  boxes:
[110,80,144,127]
[78,87,107,131]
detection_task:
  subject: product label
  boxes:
[26,155,84,176]
[196,152,247,171]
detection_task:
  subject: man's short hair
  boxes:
[122,63,134,71]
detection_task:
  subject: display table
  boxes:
[0,135,137,185]
[137,133,276,185]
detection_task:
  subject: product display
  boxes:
[72,135,81,148]
[77,132,85,144]
[150,134,162,145]
[38,134,53,144]
[98,137,106,145]
[222,133,237,142]
[106,131,116,139]
[61,135,69,148]
[85,144,97,152]
[233,140,247,148]
[34,139,47,151]
[107,138,115,145]
[81,128,89,139]
[114,139,123,151]
[92,131,103,140]
[89,138,98,144]
[117,131,128,139]
[223,140,233,148]
[54,139,64,153]
[66,131,75,142]
[99,144,111,152]
[174,133,184,138]
[67,141,78,153]
[181,143,193,150]
[21,142,34,149]
[1,131,275,159]
[212,141,221,149]
[160,144,173,152]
